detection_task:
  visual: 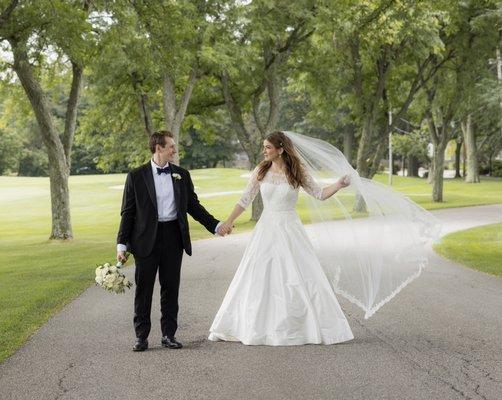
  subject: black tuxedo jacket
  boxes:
[117,162,219,257]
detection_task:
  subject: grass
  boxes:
[434,223,502,277]
[372,174,502,210]
[1,169,501,363]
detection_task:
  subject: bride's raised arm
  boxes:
[302,169,350,201]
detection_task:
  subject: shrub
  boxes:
[491,160,502,177]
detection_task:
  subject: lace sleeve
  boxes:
[237,167,260,209]
[302,170,324,200]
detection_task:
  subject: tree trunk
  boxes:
[427,157,435,184]
[10,38,77,239]
[425,105,453,202]
[432,143,446,202]
[356,118,374,178]
[369,132,388,178]
[63,61,83,169]
[427,112,452,202]
[130,72,154,137]
[220,73,274,221]
[162,70,198,165]
[462,141,466,178]
[454,138,462,178]
[462,114,480,183]
[138,93,154,136]
[220,73,260,160]
[343,129,354,165]
[408,155,419,177]
[47,150,72,239]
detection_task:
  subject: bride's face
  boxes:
[263,140,282,161]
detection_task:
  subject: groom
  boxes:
[117,130,230,351]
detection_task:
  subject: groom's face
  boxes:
[157,136,177,164]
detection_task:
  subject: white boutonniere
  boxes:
[172,173,181,181]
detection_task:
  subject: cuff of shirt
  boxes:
[214,221,222,236]
[117,244,127,252]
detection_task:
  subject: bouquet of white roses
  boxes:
[95,260,133,294]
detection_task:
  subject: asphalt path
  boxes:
[1,204,502,400]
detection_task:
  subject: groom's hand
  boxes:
[117,251,128,263]
[217,225,227,236]
[217,221,234,236]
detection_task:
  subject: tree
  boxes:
[316,0,455,181]
[0,0,93,239]
[453,1,500,183]
[461,114,479,182]
[453,133,463,178]
[0,80,34,175]
[422,73,457,201]
[417,0,500,200]
[84,0,225,166]
[0,129,19,174]
[180,124,237,169]
[392,129,429,176]
[285,39,357,164]
[213,0,316,219]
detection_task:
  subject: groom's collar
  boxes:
[150,159,169,169]
[148,159,180,176]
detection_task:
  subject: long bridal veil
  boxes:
[285,131,442,319]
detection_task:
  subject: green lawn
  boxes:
[372,174,502,210]
[434,223,502,277]
[1,169,501,363]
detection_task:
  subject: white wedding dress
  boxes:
[208,168,354,346]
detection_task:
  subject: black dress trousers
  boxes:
[133,220,184,339]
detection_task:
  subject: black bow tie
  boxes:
[156,166,171,175]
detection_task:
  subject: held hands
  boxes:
[217,220,234,236]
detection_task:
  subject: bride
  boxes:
[208,131,355,346]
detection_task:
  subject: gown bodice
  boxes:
[237,168,323,213]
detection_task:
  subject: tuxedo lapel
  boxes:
[142,163,158,211]
[170,164,181,213]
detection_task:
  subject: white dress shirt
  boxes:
[150,159,178,222]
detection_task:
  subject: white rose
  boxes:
[113,283,124,293]
[109,265,118,273]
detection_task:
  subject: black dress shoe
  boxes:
[133,338,148,352]
[161,336,183,349]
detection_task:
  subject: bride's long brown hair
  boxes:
[257,131,307,188]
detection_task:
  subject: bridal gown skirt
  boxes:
[208,210,354,346]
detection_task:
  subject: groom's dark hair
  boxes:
[149,130,174,153]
